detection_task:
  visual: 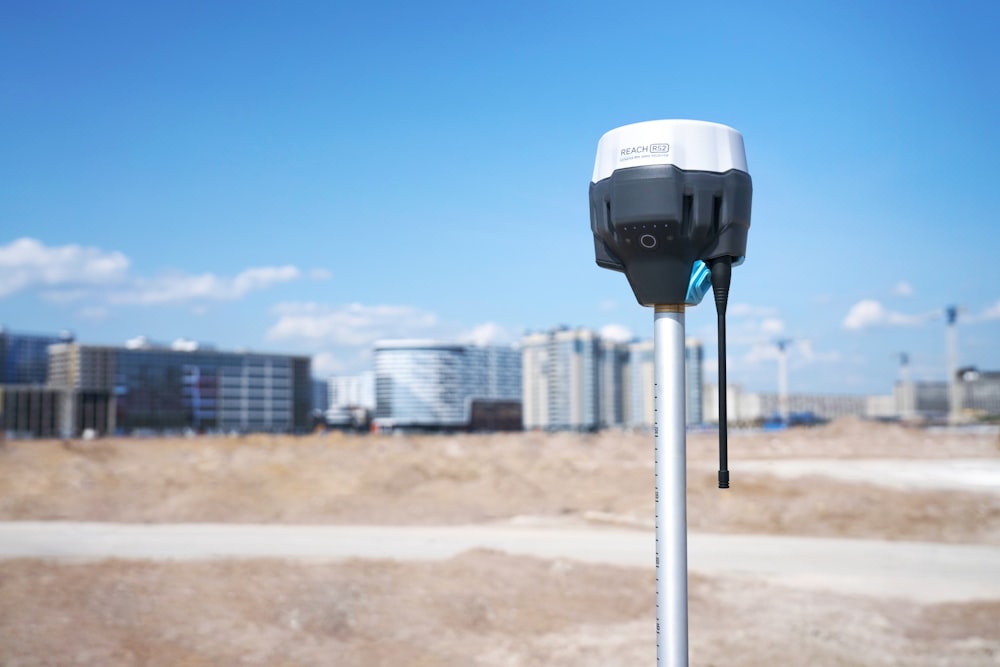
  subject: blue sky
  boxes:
[2,1,998,395]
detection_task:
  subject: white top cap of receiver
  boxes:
[592,119,748,183]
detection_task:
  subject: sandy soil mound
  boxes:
[1,421,997,543]
[2,554,997,667]
[2,420,998,666]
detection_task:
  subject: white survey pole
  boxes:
[654,304,688,666]
[590,119,752,667]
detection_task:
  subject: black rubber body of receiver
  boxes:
[590,164,752,306]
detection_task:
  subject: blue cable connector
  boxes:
[685,257,744,305]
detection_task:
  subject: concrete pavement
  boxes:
[2,521,999,603]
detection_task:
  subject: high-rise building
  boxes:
[520,332,550,430]
[685,338,704,426]
[625,339,655,429]
[373,341,521,430]
[521,328,600,431]
[598,338,629,428]
[550,328,599,430]
[621,337,702,430]
[525,329,685,432]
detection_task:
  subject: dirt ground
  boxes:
[1,419,999,666]
[1,418,998,543]
[3,554,999,667]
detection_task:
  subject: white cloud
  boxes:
[965,299,1000,324]
[309,268,332,281]
[267,302,441,346]
[723,304,785,345]
[0,237,304,306]
[726,315,786,346]
[598,299,618,313]
[891,281,914,297]
[729,303,778,318]
[759,318,785,336]
[109,266,301,305]
[272,307,525,375]
[599,323,633,343]
[794,339,841,366]
[741,339,840,368]
[459,322,513,346]
[0,237,130,297]
[77,306,110,321]
[311,351,344,377]
[743,342,780,365]
[842,299,932,330]
[232,266,301,295]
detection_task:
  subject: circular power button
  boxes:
[639,234,657,249]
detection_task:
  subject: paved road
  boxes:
[2,521,999,604]
[728,458,1000,493]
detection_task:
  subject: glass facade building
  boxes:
[48,342,311,434]
[373,341,521,429]
[0,328,74,385]
[0,329,78,439]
